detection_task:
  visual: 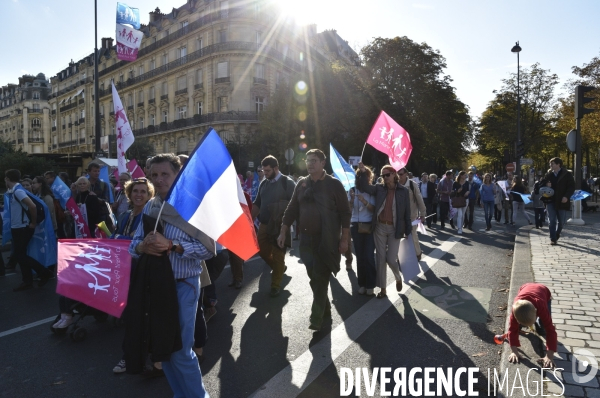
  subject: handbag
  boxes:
[358,222,372,234]
[451,196,467,208]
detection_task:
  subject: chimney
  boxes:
[149,7,162,22]
[101,38,107,48]
[107,38,114,48]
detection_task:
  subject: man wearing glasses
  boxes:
[278,149,351,331]
[257,167,265,183]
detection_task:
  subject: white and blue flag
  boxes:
[571,190,592,201]
[116,2,140,29]
[330,143,355,191]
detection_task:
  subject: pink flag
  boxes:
[111,82,135,175]
[115,23,143,62]
[57,239,132,318]
[113,158,146,190]
[67,197,91,238]
[366,111,413,170]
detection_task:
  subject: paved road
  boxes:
[0,207,524,397]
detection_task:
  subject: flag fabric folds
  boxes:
[116,23,143,62]
[251,171,260,202]
[99,165,115,204]
[111,82,135,175]
[50,176,91,238]
[571,190,592,201]
[329,143,355,191]
[513,192,532,205]
[366,111,413,170]
[57,239,132,318]
[116,2,140,29]
[166,128,259,260]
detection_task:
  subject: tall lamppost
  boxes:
[511,41,522,174]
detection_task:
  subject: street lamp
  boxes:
[511,41,522,174]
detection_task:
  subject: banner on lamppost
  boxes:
[115,23,143,62]
[116,2,140,29]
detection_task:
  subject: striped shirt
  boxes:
[128,201,213,279]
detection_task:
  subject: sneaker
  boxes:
[53,314,66,329]
[366,289,375,296]
[457,229,463,234]
[234,281,242,289]
[56,315,73,329]
[358,287,366,295]
[269,287,281,298]
[113,359,127,374]
[204,307,217,322]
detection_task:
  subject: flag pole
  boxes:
[94,0,101,157]
[154,200,166,234]
[359,142,367,161]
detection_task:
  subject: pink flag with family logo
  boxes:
[56,239,132,318]
[366,111,413,170]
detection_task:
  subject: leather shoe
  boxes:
[396,280,403,292]
[13,283,33,292]
[308,322,321,331]
[234,281,242,289]
[270,287,281,297]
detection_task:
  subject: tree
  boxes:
[126,139,156,165]
[0,140,57,190]
[476,63,561,172]
[360,36,472,174]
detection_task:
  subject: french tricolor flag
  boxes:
[166,128,259,260]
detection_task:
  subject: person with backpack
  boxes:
[398,168,426,260]
[251,155,296,297]
[3,169,53,291]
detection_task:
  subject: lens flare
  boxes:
[299,142,308,151]
[295,81,308,95]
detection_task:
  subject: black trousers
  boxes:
[464,200,476,227]
[11,227,50,285]
[439,201,450,227]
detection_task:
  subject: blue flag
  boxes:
[116,2,140,29]
[329,143,355,191]
[473,175,482,185]
[251,171,260,202]
[50,176,72,209]
[99,165,115,204]
[2,186,57,267]
[514,192,532,205]
[571,190,592,201]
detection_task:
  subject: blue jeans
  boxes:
[162,275,209,398]
[350,224,377,289]
[483,201,494,228]
[546,203,567,242]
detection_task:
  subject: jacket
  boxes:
[544,168,575,210]
[357,174,412,239]
[405,180,426,221]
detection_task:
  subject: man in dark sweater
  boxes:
[544,157,575,245]
[251,155,296,297]
[278,149,351,331]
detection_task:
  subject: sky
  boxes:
[2,0,599,120]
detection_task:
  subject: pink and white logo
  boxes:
[57,239,132,318]
[366,111,413,171]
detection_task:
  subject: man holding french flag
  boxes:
[128,128,258,397]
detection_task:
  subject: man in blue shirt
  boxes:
[129,154,214,398]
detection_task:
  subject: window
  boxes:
[177,46,187,59]
[119,74,124,83]
[149,86,155,99]
[22,92,27,100]
[255,63,265,79]
[218,30,227,43]
[162,82,168,96]
[177,76,187,90]
[100,105,104,116]
[138,90,144,102]
[163,29,169,39]
[196,69,203,85]
[150,59,156,70]
[162,110,168,123]
[220,1,229,14]
[177,106,187,120]
[217,97,227,112]
[53,136,57,145]
[162,53,168,66]
[180,21,188,29]
[196,101,203,115]
[255,96,264,113]
[52,119,57,128]
[128,94,133,107]
[256,31,262,46]
[139,117,144,128]
[80,129,86,139]
[196,38,203,51]
[31,118,41,128]
[33,92,40,100]
[129,70,134,79]
[110,101,114,111]
[33,104,40,111]
[163,139,169,152]
[80,109,85,119]
[150,113,155,125]
[217,62,228,78]
[138,64,144,76]
[112,126,115,135]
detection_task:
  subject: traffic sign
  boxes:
[520,158,533,165]
[285,148,294,161]
[505,162,516,172]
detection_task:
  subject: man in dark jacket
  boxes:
[278,149,351,331]
[544,157,575,245]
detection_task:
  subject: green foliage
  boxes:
[0,140,57,189]
[126,139,156,165]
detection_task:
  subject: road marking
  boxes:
[250,236,462,398]
[0,316,56,338]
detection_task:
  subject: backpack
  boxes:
[15,188,46,225]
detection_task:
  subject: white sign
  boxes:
[285,148,294,161]
[520,158,533,165]
[248,161,254,168]
[348,156,361,166]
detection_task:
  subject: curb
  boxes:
[498,225,537,398]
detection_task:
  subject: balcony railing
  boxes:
[18,138,23,144]
[79,118,85,124]
[60,102,77,113]
[215,77,230,84]
[79,98,85,105]
[58,139,77,148]
[68,123,73,127]
[194,83,203,90]
[96,41,304,98]
[52,144,57,149]
[175,88,188,96]
[51,110,56,115]
[79,138,86,144]
[128,105,134,110]
[131,111,259,137]
[160,94,168,100]
[52,126,56,132]
[253,77,267,85]
[62,125,66,129]
[148,98,155,104]
[28,108,43,113]
[28,136,44,143]
[138,102,144,107]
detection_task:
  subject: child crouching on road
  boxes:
[507,283,557,368]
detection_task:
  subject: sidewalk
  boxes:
[500,205,600,398]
